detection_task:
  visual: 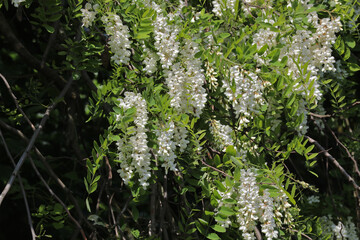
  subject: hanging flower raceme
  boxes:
[214,169,280,240]
[222,66,265,128]
[209,119,234,152]
[142,44,159,75]
[81,3,99,28]
[116,92,151,189]
[154,121,177,174]
[152,3,180,69]
[101,12,132,65]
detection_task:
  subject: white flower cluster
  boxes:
[152,3,207,116]
[142,45,159,75]
[164,39,207,117]
[282,13,341,103]
[320,215,359,240]
[212,0,237,17]
[205,61,218,90]
[223,66,264,126]
[154,120,190,173]
[116,92,151,189]
[11,0,25,7]
[209,120,234,152]
[81,3,99,28]
[215,169,279,240]
[101,13,132,65]
[173,124,189,153]
[252,3,342,135]
[154,121,177,174]
[307,195,320,205]
[253,19,278,66]
[152,3,180,69]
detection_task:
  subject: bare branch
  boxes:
[308,112,331,118]
[41,20,60,68]
[0,129,36,240]
[150,180,157,236]
[28,156,87,240]
[200,157,233,178]
[324,124,360,179]
[0,77,73,205]
[306,136,360,191]
[254,226,263,240]
[0,120,94,231]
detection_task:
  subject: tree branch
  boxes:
[0,76,73,205]
[0,129,36,240]
[0,120,94,231]
[28,156,87,240]
[306,136,360,191]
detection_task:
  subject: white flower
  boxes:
[163,39,207,117]
[81,3,98,28]
[259,190,278,239]
[11,0,25,7]
[102,13,132,65]
[155,121,178,173]
[307,195,320,204]
[222,66,264,128]
[142,45,159,75]
[152,3,180,69]
[209,120,234,151]
[116,92,151,189]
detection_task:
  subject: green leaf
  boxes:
[257,44,268,56]
[207,233,221,240]
[86,197,91,212]
[345,36,356,48]
[89,182,98,194]
[291,184,296,198]
[234,167,241,181]
[348,63,360,72]
[212,224,226,233]
[308,153,318,159]
[344,47,351,61]
[225,145,236,156]
[132,206,139,222]
[198,218,209,225]
[215,180,226,192]
[219,206,234,217]
[131,229,140,238]
[44,24,55,33]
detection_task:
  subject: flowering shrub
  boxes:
[1,0,360,239]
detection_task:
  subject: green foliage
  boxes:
[0,0,360,239]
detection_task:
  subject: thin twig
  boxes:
[0,73,35,131]
[308,112,331,118]
[108,193,119,238]
[306,136,360,191]
[290,229,314,240]
[150,178,157,236]
[200,157,233,178]
[324,123,360,179]
[0,120,94,231]
[28,156,87,240]
[0,77,73,206]
[254,226,263,240]
[41,21,60,68]
[0,129,36,240]
[160,174,169,240]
